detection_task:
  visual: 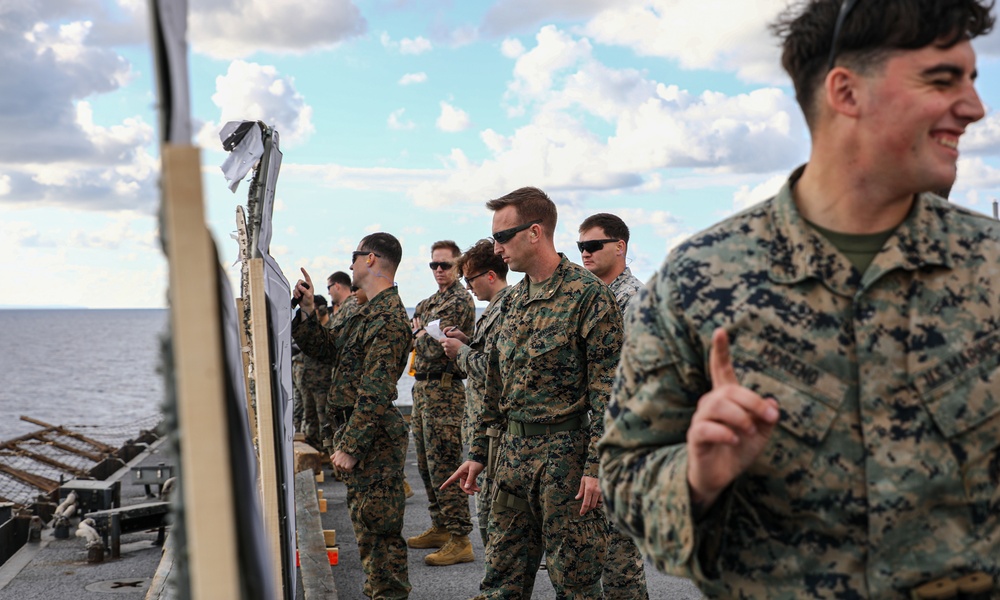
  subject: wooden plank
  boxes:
[248,257,285,599]
[294,470,338,600]
[234,297,258,445]
[19,416,116,453]
[1,449,89,478]
[162,144,241,600]
[294,441,323,474]
[145,532,174,600]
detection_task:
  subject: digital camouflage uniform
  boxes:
[292,349,305,431]
[608,266,643,315]
[599,269,649,600]
[300,319,333,449]
[454,284,512,545]
[470,255,623,599]
[321,295,364,450]
[599,167,1000,599]
[412,279,477,537]
[293,287,412,599]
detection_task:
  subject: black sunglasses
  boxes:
[491,219,542,245]
[577,238,619,254]
[352,250,381,263]
[827,0,861,71]
[463,271,489,286]
[429,261,454,271]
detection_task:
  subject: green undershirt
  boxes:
[807,221,896,275]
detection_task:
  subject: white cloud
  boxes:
[388,108,416,130]
[400,36,433,55]
[580,0,788,84]
[189,0,367,59]
[436,102,472,132]
[480,0,617,36]
[381,32,432,55]
[399,72,428,85]
[195,60,315,149]
[962,110,1000,155]
[732,173,787,212]
[500,38,525,59]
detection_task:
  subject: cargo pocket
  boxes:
[359,478,404,535]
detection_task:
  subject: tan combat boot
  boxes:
[407,525,450,549]
[403,480,414,498]
[424,534,474,566]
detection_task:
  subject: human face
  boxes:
[491,206,537,273]
[350,244,375,287]
[462,266,491,302]
[430,248,459,289]
[858,40,984,197]
[578,227,622,281]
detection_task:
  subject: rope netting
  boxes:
[0,414,162,508]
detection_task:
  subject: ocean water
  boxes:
[0,309,168,442]
[0,308,418,444]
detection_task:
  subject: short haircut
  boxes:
[457,239,509,279]
[579,213,630,244]
[431,240,461,258]
[316,305,329,318]
[313,294,328,307]
[772,0,995,127]
[327,271,351,287]
[358,232,402,269]
[485,187,558,238]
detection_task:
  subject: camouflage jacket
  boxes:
[608,266,643,314]
[599,168,1000,599]
[413,279,475,375]
[456,285,512,441]
[471,255,623,478]
[292,287,411,473]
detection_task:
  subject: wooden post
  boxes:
[234,297,258,445]
[248,257,285,598]
[162,145,241,600]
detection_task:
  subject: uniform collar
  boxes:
[768,165,954,294]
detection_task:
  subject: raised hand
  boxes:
[294,267,315,315]
[686,328,780,510]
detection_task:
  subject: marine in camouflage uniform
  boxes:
[300,310,332,450]
[471,253,622,598]
[608,267,642,314]
[601,169,1000,597]
[455,283,512,545]
[577,211,650,599]
[293,235,412,599]
[410,269,477,556]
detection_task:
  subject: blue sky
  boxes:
[3,0,1000,309]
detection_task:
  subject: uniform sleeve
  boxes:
[580,286,624,478]
[468,345,503,465]
[456,343,487,382]
[597,269,721,581]
[338,318,408,460]
[292,311,340,364]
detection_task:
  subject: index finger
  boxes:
[300,267,312,287]
[709,327,738,388]
[441,469,464,489]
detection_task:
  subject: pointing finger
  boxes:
[709,328,739,388]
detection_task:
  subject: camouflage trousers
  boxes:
[603,524,649,599]
[475,472,493,546]
[411,379,473,536]
[476,428,608,599]
[347,476,411,599]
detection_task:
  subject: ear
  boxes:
[825,67,863,118]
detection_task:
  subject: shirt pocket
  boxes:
[912,341,1000,509]
[731,341,849,507]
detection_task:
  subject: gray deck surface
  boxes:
[0,438,171,600]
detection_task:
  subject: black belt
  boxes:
[414,372,446,381]
[507,413,589,437]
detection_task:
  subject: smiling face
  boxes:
[858,39,984,196]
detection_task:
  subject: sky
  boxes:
[3,0,1000,310]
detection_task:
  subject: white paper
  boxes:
[425,319,447,341]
